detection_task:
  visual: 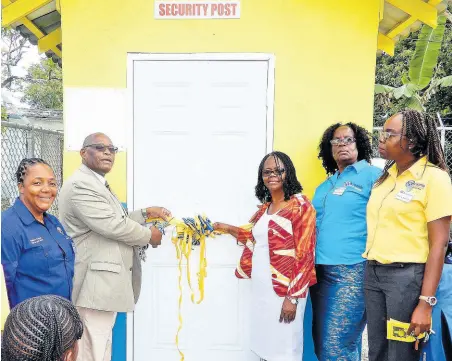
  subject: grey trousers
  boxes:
[364,261,425,361]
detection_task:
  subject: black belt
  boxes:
[367,260,420,268]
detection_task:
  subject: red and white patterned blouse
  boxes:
[235,194,317,298]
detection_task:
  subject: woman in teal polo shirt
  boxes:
[311,123,381,361]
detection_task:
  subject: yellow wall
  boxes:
[61,0,380,199]
[63,152,128,201]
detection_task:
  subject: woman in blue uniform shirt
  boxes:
[311,123,381,361]
[1,158,75,308]
[421,237,452,361]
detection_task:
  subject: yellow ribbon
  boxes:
[145,216,253,360]
[146,216,216,360]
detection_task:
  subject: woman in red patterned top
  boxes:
[213,151,316,361]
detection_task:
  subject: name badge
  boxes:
[395,190,413,203]
[29,237,43,245]
[333,187,346,196]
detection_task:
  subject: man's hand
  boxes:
[149,226,163,248]
[146,207,172,221]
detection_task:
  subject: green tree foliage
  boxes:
[21,58,63,110]
[374,8,452,126]
[1,105,8,121]
[426,21,452,117]
[1,27,29,90]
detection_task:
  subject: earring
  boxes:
[264,187,270,202]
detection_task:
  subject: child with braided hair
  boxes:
[363,110,452,361]
[1,295,83,361]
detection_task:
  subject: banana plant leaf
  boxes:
[405,94,425,112]
[375,84,395,94]
[393,83,420,99]
[409,15,446,90]
[435,75,452,88]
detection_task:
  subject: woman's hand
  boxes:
[279,298,297,324]
[213,222,229,233]
[407,302,432,337]
[213,223,241,239]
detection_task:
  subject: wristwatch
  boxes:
[141,208,148,221]
[286,296,298,305]
[419,295,437,306]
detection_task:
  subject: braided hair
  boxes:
[318,122,373,175]
[255,151,303,203]
[16,158,51,184]
[375,110,447,187]
[1,295,83,361]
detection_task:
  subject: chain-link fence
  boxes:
[1,122,63,215]
[441,127,452,172]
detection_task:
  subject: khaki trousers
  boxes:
[76,307,117,361]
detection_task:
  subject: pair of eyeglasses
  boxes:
[262,169,285,177]
[84,144,119,153]
[330,137,356,146]
[379,130,404,142]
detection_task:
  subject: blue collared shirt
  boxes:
[1,198,75,308]
[312,160,381,265]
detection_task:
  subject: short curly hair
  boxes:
[318,122,373,175]
[255,151,303,203]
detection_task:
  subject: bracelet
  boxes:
[286,296,298,305]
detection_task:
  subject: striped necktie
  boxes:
[105,180,148,260]
[105,181,128,215]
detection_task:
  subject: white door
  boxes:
[129,55,273,361]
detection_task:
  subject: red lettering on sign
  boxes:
[157,2,239,18]
[211,3,217,16]
[231,3,237,16]
[219,3,225,16]
[159,3,165,16]
[202,4,208,16]
[186,4,192,16]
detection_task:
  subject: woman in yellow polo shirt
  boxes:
[363,110,452,361]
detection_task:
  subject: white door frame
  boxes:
[125,52,275,361]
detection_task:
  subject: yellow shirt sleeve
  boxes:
[425,169,452,223]
[1,267,10,331]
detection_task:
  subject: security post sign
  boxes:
[155,1,241,19]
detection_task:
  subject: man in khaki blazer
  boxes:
[59,132,171,361]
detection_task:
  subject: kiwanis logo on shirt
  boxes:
[405,180,425,192]
[343,181,363,192]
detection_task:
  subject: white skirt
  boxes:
[250,212,306,361]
